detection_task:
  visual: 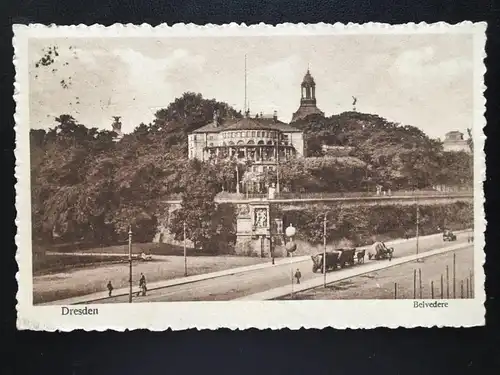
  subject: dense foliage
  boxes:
[290,112,473,191]
[30,92,472,250]
[281,202,473,247]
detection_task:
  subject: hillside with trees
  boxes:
[30,92,473,250]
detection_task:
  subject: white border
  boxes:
[14,22,487,331]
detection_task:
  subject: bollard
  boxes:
[394,283,397,299]
[413,269,417,299]
[446,265,450,299]
[453,253,456,299]
[440,274,444,299]
[431,281,434,299]
[469,269,474,298]
[460,280,464,299]
[419,268,422,299]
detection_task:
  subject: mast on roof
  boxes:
[244,54,247,114]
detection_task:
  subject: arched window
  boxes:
[209,143,214,147]
[229,141,235,146]
[247,140,255,145]
[257,140,265,145]
[267,140,273,145]
[222,142,227,146]
[237,140,244,145]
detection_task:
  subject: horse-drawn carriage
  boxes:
[367,242,394,261]
[311,248,363,273]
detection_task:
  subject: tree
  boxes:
[168,160,224,252]
[467,128,473,153]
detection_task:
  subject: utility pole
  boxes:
[323,214,327,287]
[416,199,420,259]
[128,225,133,303]
[183,221,187,277]
[276,134,280,194]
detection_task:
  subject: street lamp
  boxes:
[183,221,188,277]
[285,224,297,299]
[128,225,133,303]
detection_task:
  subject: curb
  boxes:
[234,242,472,300]
[41,229,472,305]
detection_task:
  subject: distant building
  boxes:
[321,145,353,157]
[443,131,470,153]
[291,69,324,122]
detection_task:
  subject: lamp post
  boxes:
[128,225,133,303]
[323,214,327,288]
[183,221,187,277]
[415,197,422,263]
[285,223,297,299]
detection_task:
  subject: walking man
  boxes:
[107,281,113,297]
[294,268,302,284]
[138,273,147,296]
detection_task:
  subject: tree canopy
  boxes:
[30,93,472,248]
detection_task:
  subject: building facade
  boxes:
[443,131,470,153]
[188,110,304,169]
[291,69,324,121]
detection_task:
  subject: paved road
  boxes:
[285,245,474,300]
[100,232,472,303]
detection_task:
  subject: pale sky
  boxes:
[28,34,473,139]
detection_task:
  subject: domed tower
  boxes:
[292,69,324,122]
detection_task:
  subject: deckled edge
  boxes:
[13,21,488,331]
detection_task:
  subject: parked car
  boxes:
[443,230,457,241]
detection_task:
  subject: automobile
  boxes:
[443,230,457,241]
[140,252,153,261]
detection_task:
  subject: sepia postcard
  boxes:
[14,22,486,331]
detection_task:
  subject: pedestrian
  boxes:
[139,273,147,296]
[294,268,302,284]
[107,281,113,297]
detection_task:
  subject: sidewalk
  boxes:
[234,242,472,301]
[42,229,471,305]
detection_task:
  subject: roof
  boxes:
[191,117,302,134]
[302,69,315,85]
[191,119,238,133]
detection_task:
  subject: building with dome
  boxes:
[443,131,471,153]
[291,69,324,122]
[188,110,304,168]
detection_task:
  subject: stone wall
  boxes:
[153,202,195,248]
